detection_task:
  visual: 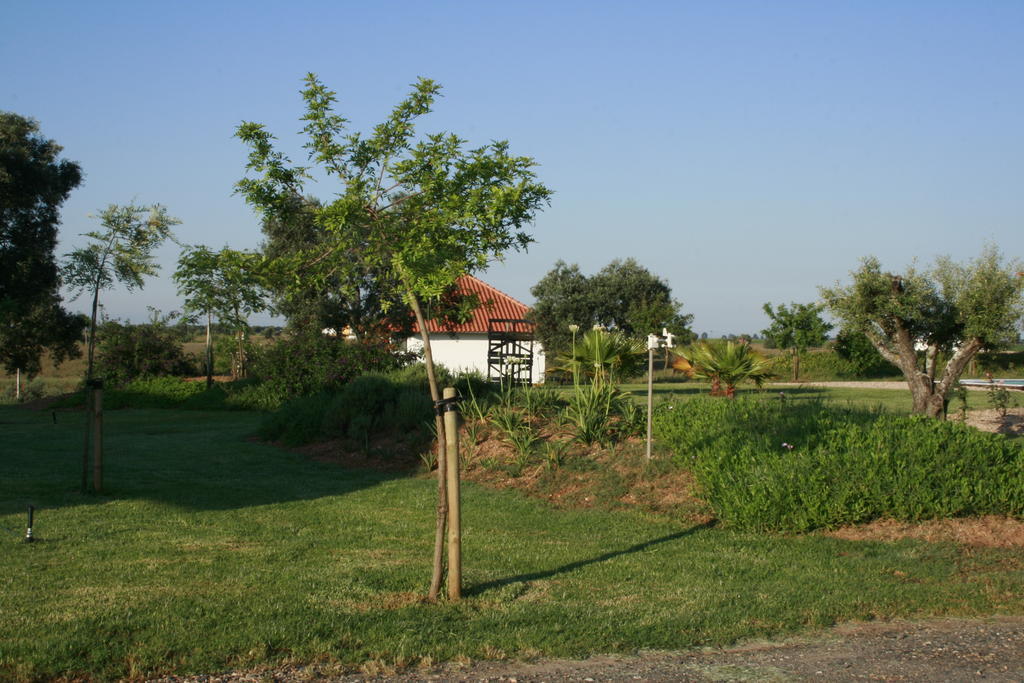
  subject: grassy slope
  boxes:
[2,406,1023,680]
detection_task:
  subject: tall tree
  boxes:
[0,112,86,376]
[820,247,1024,417]
[591,258,690,336]
[259,193,409,338]
[174,245,268,386]
[62,203,179,383]
[529,258,694,356]
[761,301,833,381]
[528,260,596,354]
[235,73,551,600]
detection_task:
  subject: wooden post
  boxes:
[92,382,104,493]
[81,385,92,493]
[443,386,462,600]
[15,368,21,401]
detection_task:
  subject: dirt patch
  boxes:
[458,425,712,523]
[958,406,1024,437]
[290,436,422,473]
[147,616,1024,681]
[826,515,1024,549]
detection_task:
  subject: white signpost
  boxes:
[646,328,675,460]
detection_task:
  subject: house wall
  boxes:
[406,333,547,383]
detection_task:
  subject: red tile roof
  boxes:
[413,275,533,334]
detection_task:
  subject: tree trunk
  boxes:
[82,281,101,493]
[791,349,800,382]
[865,325,985,419]
[205,312,214,389]
[86,283,101,382]
[234,305,246,380]
[406,288,448,601]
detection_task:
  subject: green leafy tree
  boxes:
[833,327,899,378]
[761,301,833,381]
[529,258,693,356]
[528,261,597,354]
[592,258,693,338]
[95,309,196,386]
[259,193,410,338]
[174,245,269,387]
[0,112,86,377]
[820,247,1024,417]
[62,203,180,383]
[235,73,551,600]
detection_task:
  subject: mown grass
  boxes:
[2,406,1024,680]
[616,382,994,415]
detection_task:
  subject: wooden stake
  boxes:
[92,385,103,493]
[444,386,462,600]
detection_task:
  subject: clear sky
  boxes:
[4,1,1022,335]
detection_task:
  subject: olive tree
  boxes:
[820,246,1024,417]
[235,74,551,599]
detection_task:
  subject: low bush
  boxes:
[259,367,452,447]
[96,317,198,386]
[249,331,417,402]
[766,348,900,381]
[655,396,1024,531]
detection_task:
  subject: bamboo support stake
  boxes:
[443,386,462,600]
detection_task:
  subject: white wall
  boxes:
[406,333,546,383]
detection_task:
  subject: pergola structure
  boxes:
[486,318,535,385]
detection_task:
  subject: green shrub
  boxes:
[766,347,900,381]
[96,317,198,386]
[973,350,1024,378]
[258,392,333,445]
[250,331,417,402]
[258,366,473,447]
[655,396,1024,531]
[833,329,901,378]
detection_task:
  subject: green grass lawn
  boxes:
[2,405,1022,680]
[614,381,998,415]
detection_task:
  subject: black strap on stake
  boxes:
[433,396,461,416]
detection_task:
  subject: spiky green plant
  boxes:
[680,340,775,398]
[554,328,645,385]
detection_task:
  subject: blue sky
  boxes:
[4,1,1022,335]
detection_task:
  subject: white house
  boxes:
[405,275,546,383]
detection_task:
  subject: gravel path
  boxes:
[149,616,1024,682]
[770,381,910,390]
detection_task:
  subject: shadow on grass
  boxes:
[0,405,412,516]
[466,521,716,596]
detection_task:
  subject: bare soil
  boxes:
[148,616,1024,681]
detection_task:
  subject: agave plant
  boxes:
[677,340,774,398]
[554,328,646,385]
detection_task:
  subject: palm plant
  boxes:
[554,328,646,385]
[677,340,775,398]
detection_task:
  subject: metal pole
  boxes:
[646,335,657,460]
